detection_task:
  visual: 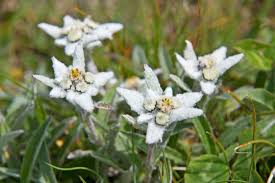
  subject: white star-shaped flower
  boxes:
[117,65,203,144]
[38,15,123,56]
[175,40,244,95]
[33,44,114,112]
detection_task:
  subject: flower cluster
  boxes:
[35,15,244,145]
[117,65,203,144]
[34,44,113,112]
[38,15,123,56]
[176,40,244,95]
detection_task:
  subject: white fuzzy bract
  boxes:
[176,40,244,95]
[117,64,203,144]
[38,15,123,56]
[33,44,113,112]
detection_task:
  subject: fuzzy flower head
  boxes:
[38,15,123,56]
[117,65,203,144]
[33,44,114,112]
[176,40,244,95]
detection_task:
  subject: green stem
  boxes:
[248,99,257,182]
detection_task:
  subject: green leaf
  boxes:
[79,176,87,183]
[132,45,148,68]
[185,154,229,183]
[20,118,51,183]
[160,158,172,183]
[164,146,185,164]
[266,66,275,93]
[48,117,77,147]
[38,143,57,183]
[96,83,118,129]
[57,122,82,165]
[89,151,127,172]
[236,49,272,71]
[34,97,46,124]
[46,163,103,181]
[242,88,275,111]
[0,167,20,179]
[158,46,171,80]
[192,116,217,154]
[169,74,191,92]
[225,88,275,113]
[0,129,24,153]
[235,39,271,50]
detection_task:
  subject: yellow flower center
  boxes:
[200,56,219,81]
[157,97,174,113]
[70,68,82,81]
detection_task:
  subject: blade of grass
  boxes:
[46,163,103,181]
[20,118,51,183]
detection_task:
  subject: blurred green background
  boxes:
[1,0,274,85]
[0,0,274,183]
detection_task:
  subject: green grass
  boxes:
[0,0,275,182]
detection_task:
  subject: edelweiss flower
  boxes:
[33,44,113,112]
[175,40,244,95]
[38,15,123,56]
[117,65,203,144]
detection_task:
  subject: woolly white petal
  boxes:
[72,44,85,71]
[65,42,78,56]
[33,75,55,88]
[74,93,94,112]
[87,60,98,74]
[176,53,201,80]
[170,107,203,123]
[93,72,114,87]
[164,87,173,97]
[217,53,244,75]
[146,121,165,144]
[51,57,68,78]
[92,29,113,40]
[54,37,68,46]
[200,81,217,95]
[63,15,75,26]
[144,64,163,95]
[66,90,77,105]
[86,41,102,50]
[49,87,66,98]
[86,85,99,96]
[211,46,227,64]
[122,114,137,125]
[144,89,159,100]
[82,34,100,45]
[116,88,145,114]
[137,113,154,124]
[184,40,197,61]
[97,23,123,35]
[38,23,62,38]
[176,92,203,107]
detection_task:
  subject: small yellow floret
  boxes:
[70,68,82,81]
[157,97,174,113]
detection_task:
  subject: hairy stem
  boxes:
[80,110,101,145]
[145,144,154,183]
[84,50,98,74]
